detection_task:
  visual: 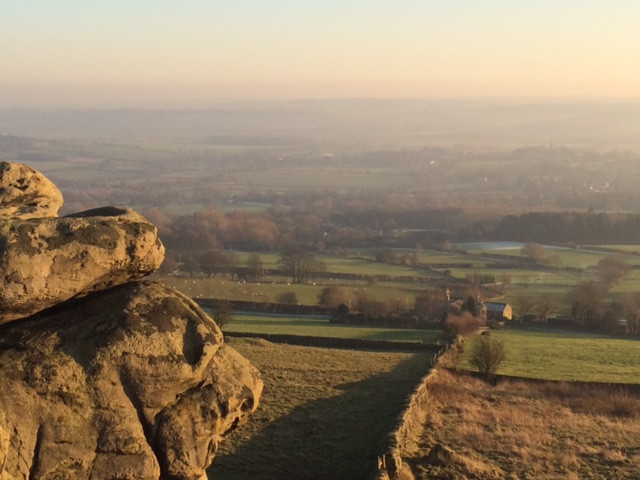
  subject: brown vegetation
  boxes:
[443,312,485,336]
[403,369,640,479]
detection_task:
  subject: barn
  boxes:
[485,302,513,321]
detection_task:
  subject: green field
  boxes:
[161,242,639,319]
[223,312,443,344]
[225,314,639,384]
[457,242,639,269]
[218,309,640,384]
[208,338,434,479]
[207,330,639,479]
[158,240,640,332]
[455,327,640,384]
[161,275,424,307]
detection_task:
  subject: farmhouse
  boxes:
[484,302,513,321]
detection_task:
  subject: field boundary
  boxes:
[376,343,451,479]
[441,366,641,394]
[197,298,334,315]
[222,331,442,352]
[376,345,640,479]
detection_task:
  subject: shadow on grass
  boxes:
[208,353,431,480]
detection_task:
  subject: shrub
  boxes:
[318,286,349,308]
[469,335,505,380]
[277,291,299,305]
[212,300,233,327]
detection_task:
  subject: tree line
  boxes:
[146,205,639,256]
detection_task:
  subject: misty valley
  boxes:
[0,100,638,479]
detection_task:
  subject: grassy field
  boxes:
[452,327,640,384]
[160,239,639,319]
[406,369,639,480]
[159,275,425,306]
[208,338,435,479]
[221,311,640,384]
[223,312,443,344]
[236,168,420,191]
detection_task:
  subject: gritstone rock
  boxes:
[0,161,64,219]
[0,280,263,480]
[0,206,165,324]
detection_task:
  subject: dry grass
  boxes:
[405,369,639,479]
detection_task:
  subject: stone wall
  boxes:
[376,346,450,480]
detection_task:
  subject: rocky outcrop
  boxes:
[0,281,262,479]
[0,161,63,219]
[0,161,262,479]
[0,207,165,324]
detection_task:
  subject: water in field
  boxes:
[457,241,525,250]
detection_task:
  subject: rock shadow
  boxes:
[208,352,432,480]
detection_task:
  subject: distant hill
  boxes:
[0,98,638,150]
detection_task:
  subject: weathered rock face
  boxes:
[0,280,263,480]
[0,206,165,324]
[0,161,63,219]
[0,161,263,479]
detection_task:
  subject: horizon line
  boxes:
[1,94,639,111]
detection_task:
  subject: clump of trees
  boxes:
[277,292,299,304]
[278,249,326,284]
[413,289,448,323]
[596,255,631,288]
[373,248,418,266]
[568,281,639,335]
[318,286,351,308]
[496,212,639,245]
[147,204,639,260]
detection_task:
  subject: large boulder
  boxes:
[0,280,263,480]
[0,161,63,219]
[0,206,165,324]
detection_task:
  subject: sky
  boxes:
[1,0,639,107]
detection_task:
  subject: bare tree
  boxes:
[514,296,534,321]
[246,253,264,281]
[569,280,608,328]
[535,295,556,324]
[622,292,640,335]
[521,242,546,264]
[278,249,326,283]
[597,255,631,288]
[199,250,231,278]
[414,288,447,322]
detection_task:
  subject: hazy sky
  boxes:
[1,0,638,107]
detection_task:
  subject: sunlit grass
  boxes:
[209,338,435,479]
[407,369,640,480]
[453,327,640,384]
